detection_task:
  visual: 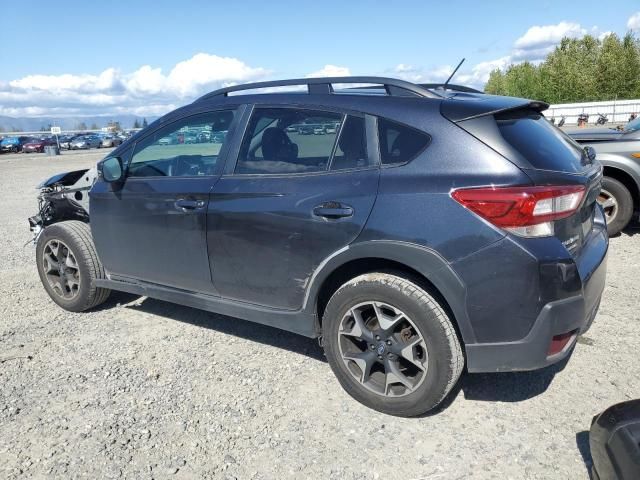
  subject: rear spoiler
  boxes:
[441,93,549,122]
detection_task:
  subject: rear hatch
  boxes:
[442,94,603,255]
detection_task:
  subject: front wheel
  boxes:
[323,273,464,417]
[36,221,111,312]
[598,177,633,236]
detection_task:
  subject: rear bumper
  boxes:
[465,225,608,373]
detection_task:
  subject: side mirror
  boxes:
[100,156,124,183]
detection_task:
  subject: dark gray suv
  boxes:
[29,77,608,416]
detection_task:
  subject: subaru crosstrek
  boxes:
[29,77,608,416]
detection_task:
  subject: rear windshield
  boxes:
[495,110,585,173]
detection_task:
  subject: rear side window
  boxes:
[236,108,342,174]
[495,110,585,173]
[378,118,431,165]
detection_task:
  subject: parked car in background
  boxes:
[197,131,211,143]
[566,117,640,235]
[58,135,76,150]
[70,135,102,150]
[22,137,57,153]
[157,135,175,146]
[325,123,338,134]
[211,130,227,143]
[313,124,326,134]
[0,136,33,153]
[29,77,607,417]
[298,124,313,135]
[100,135,123,148]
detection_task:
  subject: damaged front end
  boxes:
[28,168,98,243]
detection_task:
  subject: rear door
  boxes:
[90,108,240,294]
[207,106,379,310]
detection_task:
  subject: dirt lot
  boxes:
[1,150,639,479]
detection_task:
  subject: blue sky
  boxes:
[1,0,639,117]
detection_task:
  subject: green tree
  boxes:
[91,123,99,130]
[484,69,507,95]
[595,34,627,100]
[77,121,88,131]
[484,32,640,103]
[142,118,148,128]
[621,33,640,98]
[133,119,141,129]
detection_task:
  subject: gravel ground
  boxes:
[0,150,639,479]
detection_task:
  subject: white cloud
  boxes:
[514,21,585,50]
[390,64,453,83]
[598,30,613,41]
[0,53,269,118]
[305,65,351,77]
[628,12,640,30]
[457,57,512,88]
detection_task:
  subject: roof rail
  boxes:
[195,76,442,102]
[419,83,484,94]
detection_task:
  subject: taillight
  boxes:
[451,185,586,238]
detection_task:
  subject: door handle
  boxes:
[313,202,354,219]
[175,199,205,211]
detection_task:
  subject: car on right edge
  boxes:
[566,118,640,235]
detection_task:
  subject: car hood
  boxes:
[565,128,624,142]
[38,169,90,188]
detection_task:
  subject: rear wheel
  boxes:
[323,273,463,417]
[36,221,110,312]
[598,176,633,236]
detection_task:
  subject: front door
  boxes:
[90,108,239,294]
[208,107,379,310]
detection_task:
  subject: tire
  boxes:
[323,273,464,417]
[599,177,633,236]
[36,221,110,312]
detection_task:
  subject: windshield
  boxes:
[624,117,640,133]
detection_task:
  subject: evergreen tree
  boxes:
[483,32,640,103]
[142,118,148,128]
[485,69,507,95]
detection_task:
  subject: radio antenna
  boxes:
[443,58,465,88]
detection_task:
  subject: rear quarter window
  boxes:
[378,118,431,165]
[495,110,585,173]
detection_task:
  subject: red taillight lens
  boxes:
[451,185,586,237]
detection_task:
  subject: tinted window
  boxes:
[330,116,369,170]
[495,110,585,173]
[378,118,430,165]
[129,110,235,177]
[236,108,342,174]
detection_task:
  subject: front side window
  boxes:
[378,117,431,165]
[128,109,235,177]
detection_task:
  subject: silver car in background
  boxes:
[567,117,640,235]
[70,135,102,150]
[100,135,123,148]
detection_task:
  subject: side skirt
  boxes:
[95,277,318,338]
